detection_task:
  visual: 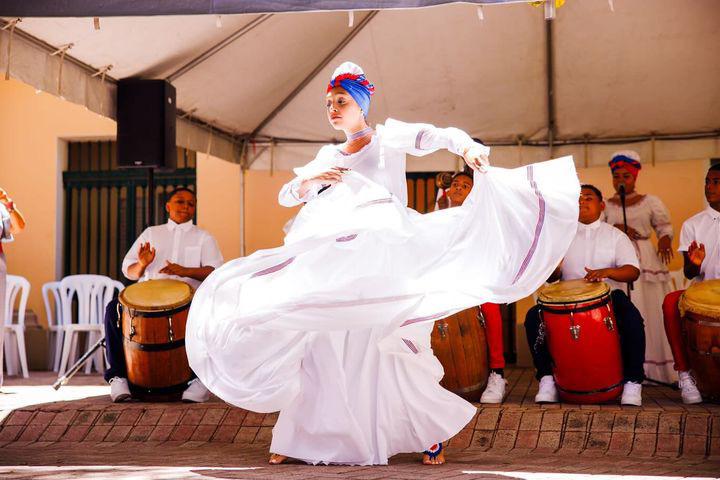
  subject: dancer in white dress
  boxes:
[603,151,675,383]
[185,62,581,466]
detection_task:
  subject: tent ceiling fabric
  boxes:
[2,0,719,165]
[0,1,510,17]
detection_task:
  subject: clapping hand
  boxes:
[688,241,706,267]
[463,145,490,173]
[137,242,156,267]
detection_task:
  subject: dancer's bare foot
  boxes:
[268,453,287,464]
[422,443,445,465]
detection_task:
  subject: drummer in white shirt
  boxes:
[524,184,647,406]
[104,187,224,402]
[661,163,720,404]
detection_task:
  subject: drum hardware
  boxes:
[167,317,175,341]
[604,317,614,331]
[437,322,449,338]
[569,324,581,340]
[477,310,486,328]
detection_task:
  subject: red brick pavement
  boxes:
[1,368,718,478]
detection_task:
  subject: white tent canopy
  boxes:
[1,0,718,169]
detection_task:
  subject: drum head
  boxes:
[537,279,610,304]
[119,279,194,312]
[682,279,720,318]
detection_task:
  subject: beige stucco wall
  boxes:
[0,79,244,331]
[0,79,116,329]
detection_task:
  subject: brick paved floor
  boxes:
[1,369,718,479]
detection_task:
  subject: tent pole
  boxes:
[545,17,556,158]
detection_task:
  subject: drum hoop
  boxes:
[122,302,190,318]
[128,380,190,395]
[123,337,186,352]
[683,315,720,328]
[556,381,623,396]
[538,293,611,313]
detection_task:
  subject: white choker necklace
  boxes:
[348,127,373,141]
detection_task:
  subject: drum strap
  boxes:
[123,337,186,352]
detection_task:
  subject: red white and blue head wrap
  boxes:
[609,150,642,179]
[327,62,375,116]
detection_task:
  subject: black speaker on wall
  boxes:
[117,79,176,169]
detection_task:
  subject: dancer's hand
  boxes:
[688,241,705,267]
[298,167,349,195]
[462,145,489,173]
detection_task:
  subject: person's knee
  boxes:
[662,290,683,317]
[524,306,540,328]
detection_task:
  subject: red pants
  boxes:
[481,303,505,369]
[662,290,689,372]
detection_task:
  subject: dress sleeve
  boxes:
[200,233,224,268]
[648,195,673,240]
[278,146,335,207]
[122,228,149,280]
[380,118,489,158]
[614,231,640,269]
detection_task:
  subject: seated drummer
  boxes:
[524,184,647,406]
[661,164,720,404]
[104,187,224,403]
[445,170,507,403]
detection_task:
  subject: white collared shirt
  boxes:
[561,219,639,289]
[678,207,720,281]
[121,220,224,289]
[0,203,12,244]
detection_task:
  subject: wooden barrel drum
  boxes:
[431,307,489,401]
[119,279,194,401]
[681,279,720,401]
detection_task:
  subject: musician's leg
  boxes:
[611,290,646,384]
[103,299,130,402]
[611,290,645,405]
[662,290,702,404]
[480,303,507,403]
[524,305,557,402]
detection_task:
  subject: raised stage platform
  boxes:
[0,368,718,479]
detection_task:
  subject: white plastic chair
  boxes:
[42,281,64,371]
[3,275,30,378]
[57,275,122,376]
[669,269,692,291]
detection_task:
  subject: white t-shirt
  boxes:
[678,207,720,281]
[121,220,224,290]
[561,219,639,290]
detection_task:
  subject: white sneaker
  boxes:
[621,381,642,406]
[182,378,210,403]
[480,372,507,403]
[678,371,703,404]
[535,375,559,403]
[109,377,131,403]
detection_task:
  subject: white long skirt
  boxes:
[186,157,580,465]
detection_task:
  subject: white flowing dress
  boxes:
[186,119,580,465]
[604,194,675,383]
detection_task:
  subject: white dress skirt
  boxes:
[604,194,675,383]
[186,120,580,465]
